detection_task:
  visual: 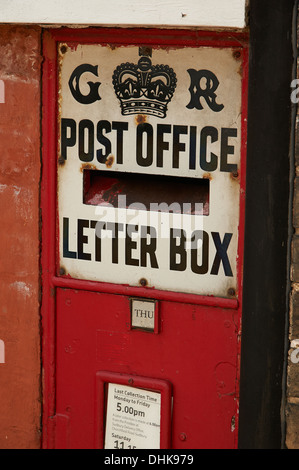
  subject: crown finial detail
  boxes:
[112,54,177,118]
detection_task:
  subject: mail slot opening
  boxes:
[83,169,209,215]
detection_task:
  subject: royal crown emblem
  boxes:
[112,51,177,118]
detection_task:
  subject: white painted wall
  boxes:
[0,0,247,28]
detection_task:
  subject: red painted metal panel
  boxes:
[41,27,248,449]
[55,288,239,449]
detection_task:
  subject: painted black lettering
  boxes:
[191,230,209,274]
[61,118,76,160]
[200,126,218,171]
[169,228,186,271]
[173,125,188,169]
[112,121,128,164]
[106,222,124,264]
[140,226,159,268]
[186,69,224,112]
[90,220,105,262]
[157,124,171,168]
[63,217,77,259]
[78,119,94,162]
[96,120,112,163]
[125,224,139,266]
[136,123,153,167]
[68,64,101,105]
[77,219,91,260]
[220,128,238,172]
[210,232,233,276]
[189,126,197,170]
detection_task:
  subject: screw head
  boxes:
[233,50,241,59]
[60,45,67,54]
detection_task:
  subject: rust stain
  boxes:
[107,44,118,51]
[139,278,148,287]
[58,156,66,166]
[57,43,69,159]
[238,64,243,78]
[58,43,68,69]
[227,287,236,296]
[60,44,68,55]
[80,163,98,172]
[230,170,239,181]
[233,49,241,60]
[105,155,115,168]
[135,114,147,126]
[59,266,66,276]
[203,172,212,180]
[233,49,243,77]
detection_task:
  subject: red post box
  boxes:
[41,27,248,449]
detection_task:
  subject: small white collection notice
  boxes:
[104,383,161,449]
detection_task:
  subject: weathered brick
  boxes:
[295,118,299,166]
[293,177,299,228]
[291,236,299,282]
[289,288,299,339]
[287,357,299,398]
[286,401,299,449]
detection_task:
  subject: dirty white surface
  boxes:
[0,0,247,28]
[58,43,243,297]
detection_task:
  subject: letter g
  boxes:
[69,64,101,104]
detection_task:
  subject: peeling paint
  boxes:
[231,415,235,432]
[230,170,239,181]
[105,154,114,168]
[0,183,21,196]
[0,340,5,363]
[134,114,148,126]
[10,281,31,297]
[290,339,299,349]
[0,79,5,103]
[80,162,98,172]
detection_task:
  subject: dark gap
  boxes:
[83,169,209,215]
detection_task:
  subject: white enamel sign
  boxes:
[104,383,161,449]
[58,43,242,297]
